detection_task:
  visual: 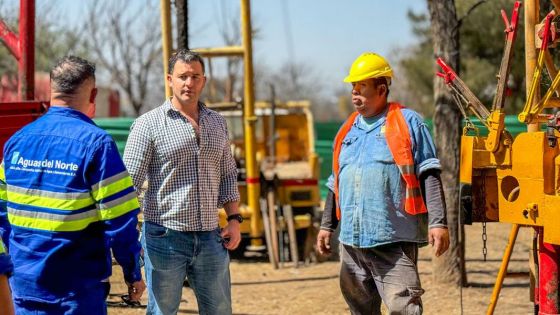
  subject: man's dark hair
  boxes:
[50,56,96,95]
[168,49,205,75]
[372,77,390,98]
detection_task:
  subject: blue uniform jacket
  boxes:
[0,106,141,300]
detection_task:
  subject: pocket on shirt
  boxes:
[372,135,396,164]
[342,136,358,147]
[339,136,359,165]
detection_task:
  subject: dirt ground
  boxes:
[107,222,535,314]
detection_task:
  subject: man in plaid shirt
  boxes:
[124,49,241,315]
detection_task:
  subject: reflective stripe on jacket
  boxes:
[332,102,427,220]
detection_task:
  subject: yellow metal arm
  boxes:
[485,111,506,153]
[519,13,554,124]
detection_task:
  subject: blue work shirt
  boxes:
[0,106,142,301]
[327,108,441,248]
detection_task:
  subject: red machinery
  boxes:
[0,0,47,160]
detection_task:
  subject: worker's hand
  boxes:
[429,227,450,257]
[127,280,146,302]
[221,221,241,250]
[316,229,333,256]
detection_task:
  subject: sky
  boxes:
[41,0,427,93]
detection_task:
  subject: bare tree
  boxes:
[216,0,243,103]
[428,0,466,285]
[0,1,86,85]
[175,0,189,50]
[84,0,162,116]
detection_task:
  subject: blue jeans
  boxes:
[142,221,231,315]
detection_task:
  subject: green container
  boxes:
[94,118,135,156]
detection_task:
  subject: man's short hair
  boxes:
[372,77,391,97]
[50,56,96,95]
[168,49,205,75]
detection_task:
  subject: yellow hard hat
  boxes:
[343,52,393,83]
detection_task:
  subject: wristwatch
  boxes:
[227,213,243,223]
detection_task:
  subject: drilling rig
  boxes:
[437,1,560,313]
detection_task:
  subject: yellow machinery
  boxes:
[437,1,560,313]
[214,100,321,264]
[160,0,321,266]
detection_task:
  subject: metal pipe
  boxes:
[269,84,276,161]
[0,20,20,60]
[160,0,172,99]
[487,224,520,315]
[194,46,244,57]
[14,0,35,101]
[241,0,262,246]
[525,0,540,132]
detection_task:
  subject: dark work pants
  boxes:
[340,242,424,315]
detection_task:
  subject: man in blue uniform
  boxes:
[0,56,145,314]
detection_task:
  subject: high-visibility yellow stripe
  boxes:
[8,212,99,232]
[99,198,139,221]
[7,190,95,211]
[0,183,6,201]
[0,161,5,182]
[91,176,134,201]
[0,241,5,254]
[8,185,91,200]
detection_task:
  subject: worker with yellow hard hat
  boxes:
[317,52,449,314]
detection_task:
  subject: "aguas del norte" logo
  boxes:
[11,151,79,172]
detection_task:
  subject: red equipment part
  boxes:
[539,229,560,314]
[0,0,35,101]
[0,101,47,160]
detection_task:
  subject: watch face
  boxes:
[229,214,243,223]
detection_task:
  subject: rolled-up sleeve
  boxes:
[406,112,441,176]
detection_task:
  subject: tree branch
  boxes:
[455,0,488,31]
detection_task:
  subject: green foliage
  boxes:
[399,0,539,116]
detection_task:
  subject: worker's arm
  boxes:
[0,274,13,315]
[320,189,338,232]
[221,201,241,250]
[89,139,145,300]
[0,162,11,246]
[123,117,154,193]
[420,169,447,228]
[408,111,449,257]
[0,241,14,315]
[218,120,241,250]
[217,119,240,209]
[420,169,449,257]
[317,188,338,256]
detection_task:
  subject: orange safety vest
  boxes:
[332,102,427,220]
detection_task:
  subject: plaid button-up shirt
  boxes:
[123,100,239,231]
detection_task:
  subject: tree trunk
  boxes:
[428,0,466,286]
[175,0,189,50]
